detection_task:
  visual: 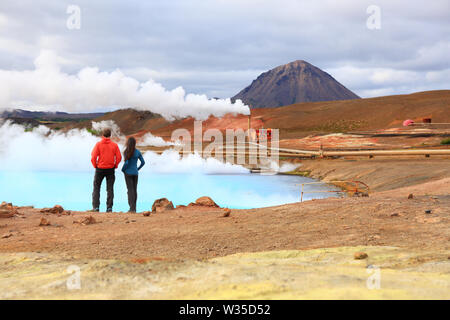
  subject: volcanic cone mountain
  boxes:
[232,60,360,108]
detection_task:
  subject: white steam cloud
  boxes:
[91,120,122,137]
[139,132,175,147]
[0,50,250,120]
[0,121,248,174]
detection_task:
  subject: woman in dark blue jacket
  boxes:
[121,137,145,212]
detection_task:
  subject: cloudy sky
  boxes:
[0,0,448,113]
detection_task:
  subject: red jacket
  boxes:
[91,137,122,169]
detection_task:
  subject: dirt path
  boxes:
[1,193,449,261]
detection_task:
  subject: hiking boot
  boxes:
[91,208,99,212]
[106,208,113,213]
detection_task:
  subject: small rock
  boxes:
[151,198,174,213]
[0,202,13,209]
[407,193,414,199]
[1,233,13,239]
[425,210,432,214]
[223,208,231,217]
[142,211,151,217]
[354,252,368,260]
[0,209,16,219]
[0,202,18,218]
[75,216,96,225]
[189,196,219,208]
[40,205,64,214]
[391,213,399,217]
[352,192,369,198]
[39,217,51,226]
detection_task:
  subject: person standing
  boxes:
[121,137,145,212]
[91,128,122,212]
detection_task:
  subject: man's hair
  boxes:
[102,128,111,138]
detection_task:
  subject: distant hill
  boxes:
[0,109,104,121]
[80,90,450,139]
[249,90,450,138]
[5,90,449,139]
[232,60,360,108]
[77,108,164,135]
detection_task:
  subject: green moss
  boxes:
[280,170,311,177]
[440,138,450,145]
[87,128,100,136]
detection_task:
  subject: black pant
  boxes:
[124,174,138,212]
[92,168,115,210]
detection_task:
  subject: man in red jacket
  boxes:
[91,128,122,212]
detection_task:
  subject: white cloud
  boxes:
[327,65,450,97]
[0,13,8,28]
[0,0,448,99]
[0,51,250,119]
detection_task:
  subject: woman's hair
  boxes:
[124,137,136,161]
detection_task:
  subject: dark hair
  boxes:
[124,137,136,161]
[102,128,111,138]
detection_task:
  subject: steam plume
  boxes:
[0,50,250,120]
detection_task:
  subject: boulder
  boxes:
[354,252,368,260]
[223,208,231,217]
[190,196,219,208]
[74,215,96,225]
[0,202,13,210]
[0,209,16,219]
[151,198,174,213]
[40,205,64,214]
[39,217,51,226]
[0,202,18,218]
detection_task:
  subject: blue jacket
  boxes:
[121,149,145,175]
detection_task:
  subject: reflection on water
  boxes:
[0,171,340,212]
